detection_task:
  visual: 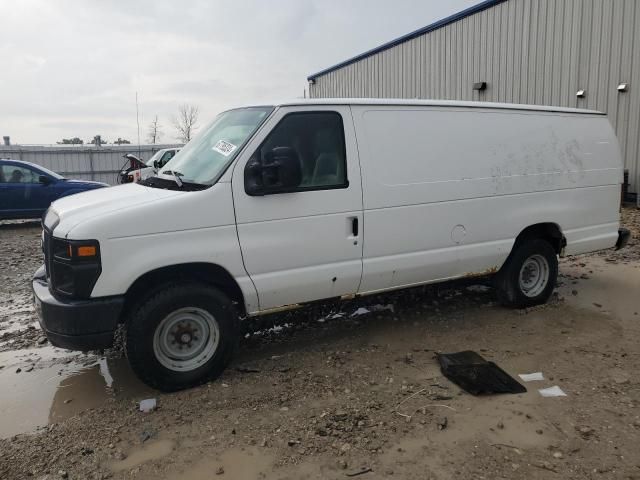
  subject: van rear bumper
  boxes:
[616,228,631,250]
[32,265,123,351]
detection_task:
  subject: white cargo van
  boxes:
[33,99,630,391]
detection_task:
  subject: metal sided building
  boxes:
[307,0,640,196]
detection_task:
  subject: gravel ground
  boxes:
[0,208,639,480]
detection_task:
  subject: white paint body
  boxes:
[46,100,623,315]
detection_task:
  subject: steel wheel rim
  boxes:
[152,307,219,372]
[518,254,550,298]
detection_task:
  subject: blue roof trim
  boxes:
[307,0,507,81]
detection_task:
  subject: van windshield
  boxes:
[159,107,273,185]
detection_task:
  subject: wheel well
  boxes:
[514,223,565,254]
[122,263,246,320]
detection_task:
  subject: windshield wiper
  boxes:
[162,170,183,188]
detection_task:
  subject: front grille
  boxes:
[43,229,52,280]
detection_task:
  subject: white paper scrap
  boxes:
[350,307,370,317]
[139,398,157,412]
[371,304,395,313]
[538,386,567,397]
[518,372,545,382]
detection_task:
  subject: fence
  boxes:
[0,144,182,185]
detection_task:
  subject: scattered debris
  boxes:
[113,450,127,461]
[139,398,157,412]
[350,307,370,317]
[490,443,523,454]
[345,467,373,477]
[538,386,567,397]
[139,430,155,442]
[518,372,544,382]
[371,304,395,313]
[535,461,559,473]
[437,351,526,395]
[466,285,491,293]
[215,466,225,475]
[235,365,261,373]
[576,426,595,439]
[437,417,448,430]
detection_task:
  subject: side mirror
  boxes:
[153,160,159,169]
[245,146,302,196]
[39,175,52,185]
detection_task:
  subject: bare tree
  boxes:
[147,115,162,144]
[172,104,199,143]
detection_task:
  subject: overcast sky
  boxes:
[0,0,476,145]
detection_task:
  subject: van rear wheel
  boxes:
[125,283,238,392]
[495,239,558,308]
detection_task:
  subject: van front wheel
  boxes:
[495,239,558,308]
[126,283,238,391]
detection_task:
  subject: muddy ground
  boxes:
[0,209,639,480]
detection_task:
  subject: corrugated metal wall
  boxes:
[309,0,640,193]
[0,145,181,185]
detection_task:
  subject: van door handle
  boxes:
[351,217,359,237]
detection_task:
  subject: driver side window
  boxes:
[0,165,38,184]
[253,111,348,191]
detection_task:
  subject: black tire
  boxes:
[125,282,238,392]
[495,239,558,308]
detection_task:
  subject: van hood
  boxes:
[47,183,182,237]
[62,179,110,187]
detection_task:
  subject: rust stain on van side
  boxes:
[464,266,498,278]
[340,293,357,301]
[256,303,301,316]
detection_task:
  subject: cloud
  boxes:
[0,0,475,144]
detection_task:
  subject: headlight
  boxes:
[43,208,60,231]
[49,238,102,299]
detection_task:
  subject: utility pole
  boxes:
[136,92,142,157]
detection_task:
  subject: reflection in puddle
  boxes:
[111,439,175,472]
[0,348,152,438]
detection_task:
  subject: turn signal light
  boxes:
[77,245,97,257]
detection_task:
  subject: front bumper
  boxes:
[32,265,124,351]
[616,228,631,250]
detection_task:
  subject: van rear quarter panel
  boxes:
[351,105,622,293]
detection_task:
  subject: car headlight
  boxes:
[43,208,60,231]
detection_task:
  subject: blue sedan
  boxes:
[0,159,109,220]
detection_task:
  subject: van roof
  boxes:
[259,99,604,116]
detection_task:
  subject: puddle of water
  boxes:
[162,447,273,480]
[111,439,175,472]
[561,258,640,320]
[0,347,151,439]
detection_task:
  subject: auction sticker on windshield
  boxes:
[212,140,237,157]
